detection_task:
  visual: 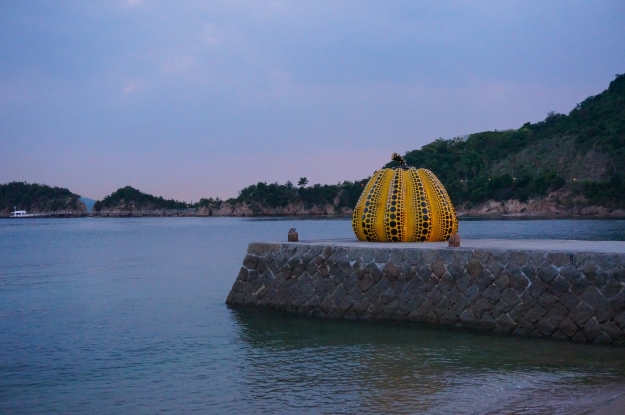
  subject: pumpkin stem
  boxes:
[391,153,407,168]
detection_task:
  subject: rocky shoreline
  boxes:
[89,189,625,218]
[456,190,625,218]
[88,199,625,218]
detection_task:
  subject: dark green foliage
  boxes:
[195,197,222,208]
[583,174,625,208]
[398,132,572,204]
[95,186,188,210]
[232,179,369,210]
[336,180,369,209]
[236,181,298,208]
[531,74,625,169]
[465,171,565,204]
[299,184,338,208]
[0,182,81,212]
[398,134,570,206]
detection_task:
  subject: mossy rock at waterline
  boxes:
[352,153,458,242]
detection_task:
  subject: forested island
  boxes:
[92,186,191,213]
[4,74,624,218]
[0,182,87,217]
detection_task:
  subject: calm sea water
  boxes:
[1,217,625,414]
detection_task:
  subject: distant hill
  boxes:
[92,186,190,212]
[0,182,87,217]
[80,197,96,213]
[378,73,625,214]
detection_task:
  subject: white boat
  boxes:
[10,207,35,218]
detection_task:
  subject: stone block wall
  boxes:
[226,242,625,345]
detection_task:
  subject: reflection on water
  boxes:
[230,306,625,414]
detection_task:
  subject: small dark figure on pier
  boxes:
[449,233,460,247]
[288,228,298,242]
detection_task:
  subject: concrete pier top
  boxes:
[269,239,625,254]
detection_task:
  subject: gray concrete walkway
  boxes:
[270,238,625,254]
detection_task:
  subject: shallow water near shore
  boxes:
[1,217,625,414]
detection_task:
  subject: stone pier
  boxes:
[226,239,625,345]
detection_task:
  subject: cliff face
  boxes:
[457,188,625,217]
[75,200,88,214]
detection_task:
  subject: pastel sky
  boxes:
[1,1,624,201]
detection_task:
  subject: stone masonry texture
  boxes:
[226,243,625,345]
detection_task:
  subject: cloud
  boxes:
[122,81,142,95]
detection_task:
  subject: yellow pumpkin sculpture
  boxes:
[352,153,458,242]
